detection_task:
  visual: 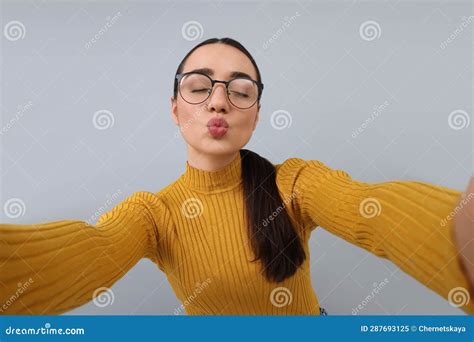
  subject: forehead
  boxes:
[181,44,258,80]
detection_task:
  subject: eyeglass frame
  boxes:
[174,71,264,109]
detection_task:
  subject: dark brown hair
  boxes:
[173,37,306,282]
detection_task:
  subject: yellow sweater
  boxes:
[1,153,473,315]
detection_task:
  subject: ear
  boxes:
[171,96,179,126]
[253,104,260,130]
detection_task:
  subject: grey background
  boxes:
[1,0,472,315]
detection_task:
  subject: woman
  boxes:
[1,37,473,315]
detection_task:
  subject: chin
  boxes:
[199,140,238,155]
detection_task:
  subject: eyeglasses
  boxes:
[175,71,264,109]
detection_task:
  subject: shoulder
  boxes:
[274,157,353,197]
[273,157,334,232]
[274,157,307,173]
[122,189,173,225]
[127,178,180,209]
[274,157,335,183]
[123,190,167,209]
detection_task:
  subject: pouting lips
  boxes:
[208,125,228,138]
[207,117,229,128]
[207,117,229,138]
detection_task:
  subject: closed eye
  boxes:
[229,91,249,98]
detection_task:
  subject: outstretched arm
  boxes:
[0,191,163,315]
[454,177,474,300]
[278,158,474,314]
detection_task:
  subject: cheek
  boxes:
[231,113,257,141]
[176,103,206,139]
[235,112,257,131]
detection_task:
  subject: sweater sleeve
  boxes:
[277,157,474,315]
[0,191,164,315]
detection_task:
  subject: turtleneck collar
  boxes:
[180,152,242,192]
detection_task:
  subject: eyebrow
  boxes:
[187,67,254,80]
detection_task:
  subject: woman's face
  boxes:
[171,44,260,156]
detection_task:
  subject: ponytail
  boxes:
[240,149,306,282]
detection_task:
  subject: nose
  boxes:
[206,83,230,114]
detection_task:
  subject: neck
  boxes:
[186,147,240,172]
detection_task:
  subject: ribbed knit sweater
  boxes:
[1,153,473,315]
